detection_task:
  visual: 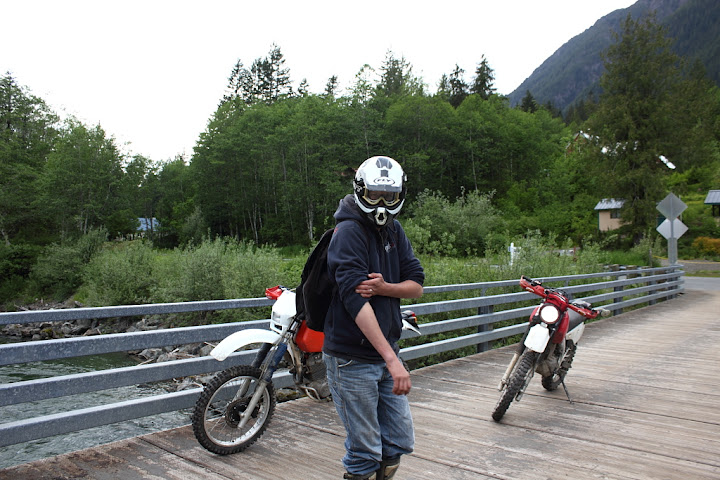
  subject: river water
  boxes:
[0,336,190,470]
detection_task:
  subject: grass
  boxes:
[686,270,720,277]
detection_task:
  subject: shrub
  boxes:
[406,189,505,256]
[0,243,43,304]
[29,229,108,300]
[153,237,229,303]
[692,236,720,258]
[81,240,155,305]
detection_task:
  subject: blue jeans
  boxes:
[323,353,414,476]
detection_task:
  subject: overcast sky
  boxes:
[3,0,636,162]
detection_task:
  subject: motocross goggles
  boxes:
[362,188,402,207]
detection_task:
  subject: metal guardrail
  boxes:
[0,267,684,448]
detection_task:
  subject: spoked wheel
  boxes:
[492,350,537,422]
[542,342,576,391]
[192,365,276,455]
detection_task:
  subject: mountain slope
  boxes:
[507,0,718,112]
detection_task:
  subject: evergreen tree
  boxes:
[435,74,451,102]
[324,75,339,97]
[448,64,468,108]
[0,74,58,245]
[223,59,254,105]
[520,90,538,113]
[376,51,423,98]
[266,44,293,101]
[470,55,496,100]
[586,14,693,242]
[298,79,310,96]
[223,44,293,106]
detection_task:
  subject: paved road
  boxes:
[683,275,720,291]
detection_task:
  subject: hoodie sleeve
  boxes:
[395,221,425,286]
[327,221,371,321]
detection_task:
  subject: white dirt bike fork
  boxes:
[498,352,521,390]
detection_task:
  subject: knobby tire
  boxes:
[192,365,276,455]
[492,350,537,422]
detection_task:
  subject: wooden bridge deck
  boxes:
[2,287,719,480]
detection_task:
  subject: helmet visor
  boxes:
[363,188,401,207]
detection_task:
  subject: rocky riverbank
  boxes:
[0,299,212,364]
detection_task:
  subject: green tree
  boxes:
[519,90,538,113]
[586,14,704,242]
[222,44,293,106]
[384,95,458,196]
[448,64,468,108]
[375,51,424,98]
[40,120,126,238]
[435,74,451,103]
[223,59,253,105]
[0,74,59,245]
[349,65,383,157]
[154,156,197,246]
[324,76,339,97]
[470,55,496,100]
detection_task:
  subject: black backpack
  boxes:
[295,219,367,332]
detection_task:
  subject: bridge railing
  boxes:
[0,267,683,448]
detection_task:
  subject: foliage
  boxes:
[151,237,296,304]
[585,13,719,243]
[81,240,155,305]
[77,237,301,323]
[0,74,59,245]
[39,120,130,238]
[471,55,497,100]
[690,237,720,259]
[28,228,108,300]
[223,44,294,106]
[2,26,719,300]
[405,189,505,256]
[0,243,43,303]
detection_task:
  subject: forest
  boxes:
[1,15,719,307]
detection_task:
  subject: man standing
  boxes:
[324,156,425,480]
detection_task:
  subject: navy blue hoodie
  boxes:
[323,194,425,363]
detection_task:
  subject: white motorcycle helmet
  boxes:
[353,156,407,226]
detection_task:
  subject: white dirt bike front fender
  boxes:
[210,328,282,361]
[524,323,551,353]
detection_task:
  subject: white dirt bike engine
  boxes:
[300,352,331,400]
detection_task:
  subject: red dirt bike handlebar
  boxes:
[520,275,601,320]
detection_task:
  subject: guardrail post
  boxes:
[609,264,624,315]
[645,267,657,306]
[668,265,681,299]
[477,304,492,353]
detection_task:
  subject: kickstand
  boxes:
[561,379,574,404]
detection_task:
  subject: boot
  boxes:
[376,457,400,480]
[343,472,376,480]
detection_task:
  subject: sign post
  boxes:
[656,193,687,266]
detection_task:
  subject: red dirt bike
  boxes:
[492,275,609,422]
[192,285,420,454]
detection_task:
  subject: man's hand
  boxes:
[356,273,386,298]
[354,303,411,395]
[386,356,411,395]
[356,274,423,299]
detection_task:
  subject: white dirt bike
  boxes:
[192,285,420,455]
